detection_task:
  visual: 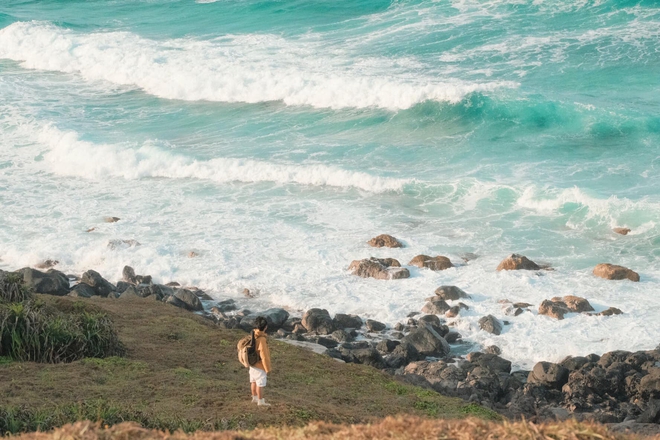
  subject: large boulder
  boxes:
[240,308,290,332]
[538,299,570,320]
[478,315,503,335]
[69,283,96,298]
[365,319,386,332]
[120,286,143,299]
[402,361,467,395]
[146,284,174,300]
[422,299,451,315]
[637,400,660,423]
[560,356,590,372]
[172,289,203,311]
[417,314,442,328]
[459,366,503,402]
[80,270,116,297]
[539,296,594,320]
[376,339,400,353]
[165,294,187,308]
[408,255,453,271]
[115,281,131,293]
[367,234,403,248]
[556,295,595,313]
[598,350,631,368]
[331,329,354,343]
[444,332,461,343]
[593,264,640,282]
[496,254,540,271]
[466,352,512,374]
[613,228,631,236]
[19,267,69,296]
[348,258,410,280]
[598,307,623,316]
[119,284,166,300]
[338,346,385,368]
[332,313,363,330]
[122,266,152,285]
[122,266,137,283]
[386,343,421,368]
[401,324,450,358]
[639,368,660,398]
[528,361,569,390]
[302,308,335,335]
[434,285,469,301]
[213,299,237,313]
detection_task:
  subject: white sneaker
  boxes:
[251,396,258,403]
[257,398,271,407]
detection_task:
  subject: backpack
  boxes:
[237,330,260,368]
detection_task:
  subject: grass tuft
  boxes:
[0,272,33,303]
[0,300,124,363]
[460,403,502,421]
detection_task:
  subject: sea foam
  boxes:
[38,125,408,193]
[0,21,517,110]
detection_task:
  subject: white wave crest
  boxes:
[516,186,658,229]
[37,125,408,192]
[0,21,517,110]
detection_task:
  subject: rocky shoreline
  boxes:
[2,232,657,431]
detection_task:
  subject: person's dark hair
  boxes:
[255,316,268,331]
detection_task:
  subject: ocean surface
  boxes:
[1,0,659,369]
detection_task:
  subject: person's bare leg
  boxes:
[251,382,258,402]
[257,386,270,406]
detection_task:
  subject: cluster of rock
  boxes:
[401,348,660,424]
[211,304,458,370]
[8,266,210,313]
[353,235,641,283]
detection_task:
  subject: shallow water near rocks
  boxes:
[1,0,659,369]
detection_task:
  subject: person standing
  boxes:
[250,316,271,406]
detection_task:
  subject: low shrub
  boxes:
[0,272,33,303]
[0,301,124,363]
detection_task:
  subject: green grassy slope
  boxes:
[0,295,496,434]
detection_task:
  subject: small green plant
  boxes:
[414,399,440,417]
[460,403,502,420]
[174,367,193,378]
[0,272,33,304]
[415,389,436,399]
[384,381,409,395]
[181,394,200,407]
[291,408,315,423]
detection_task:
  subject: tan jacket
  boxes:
[252,329,271,373]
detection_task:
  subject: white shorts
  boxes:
[249,366,267,387]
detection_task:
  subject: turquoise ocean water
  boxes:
[1,0,659,367]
